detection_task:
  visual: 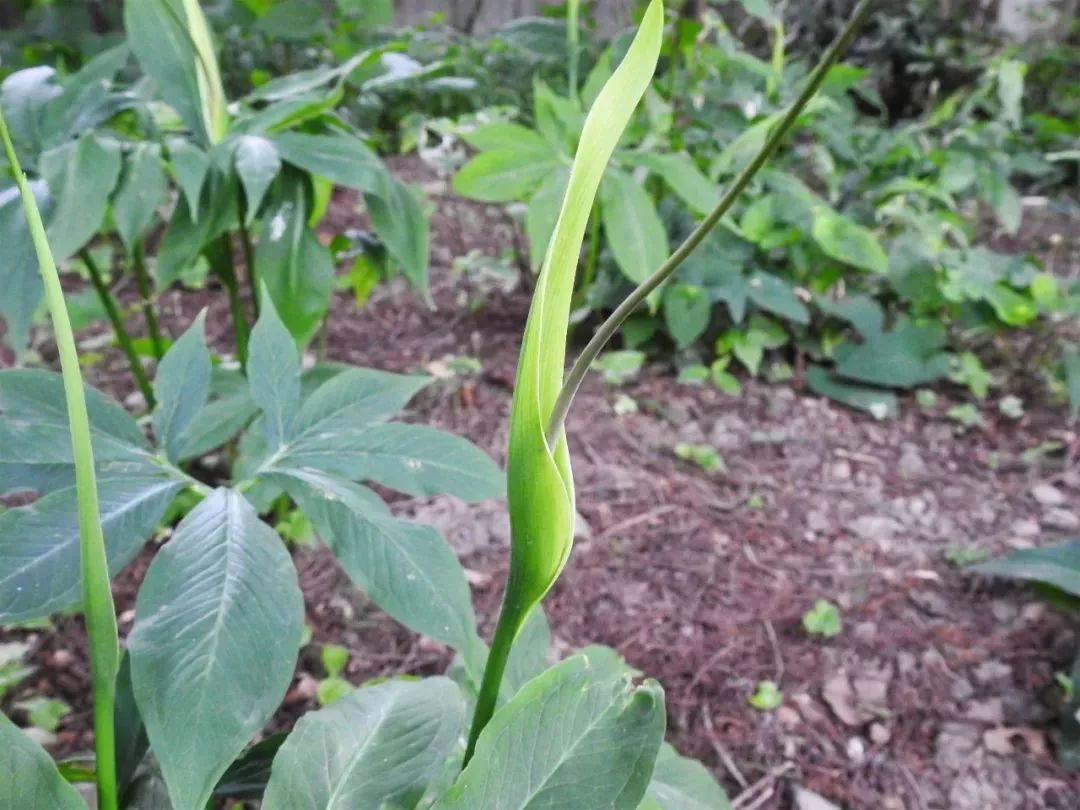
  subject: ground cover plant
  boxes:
[449,0,1080,417]
[0,1,884,808]
[0,0,429,400]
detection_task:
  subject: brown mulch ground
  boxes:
[3,155,1080,809]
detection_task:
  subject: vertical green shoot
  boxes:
[0,111,120,810]
[464,0,665,767]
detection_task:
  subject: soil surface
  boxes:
[3,155,1080,809]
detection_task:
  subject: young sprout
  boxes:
[465,0,876,764]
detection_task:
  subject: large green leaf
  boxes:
[41,44,132,147]
[0,181,49,354]
[113,142,168,251]
[179,367,259,460]
[746,271,809,324]
[663,284,711,349]
[503,0,662,632]
[365,175,430,298]
[631,153,719,216]
[435,655,666,810]
[973,540,1080,598]
[453,147,561,203]
[128,488,304,810]
[247,293,301,450]
[124,0,227,144]
[262,678,465,810]
[244,52,376,105]
[39,133,122,259]
[155,160,239,289]
[233,134,281,222]
[276,468,485,673]
[834,322,951,389]
[0,67,60,163]
[526,167,571,269]
[0,713,85,809]
[167,138,210,217]
[0,470,184,622]
[295,367,430,433]
[270,131,385,192]
[601,167,669,285]
[805,366,897,417]
[811,209,888,274]
[152,311,212,462]
[0,368,150,494]
[254,171,335,344]
[276,422,503,502]
[462,122,551,153]
[640,744,731,809]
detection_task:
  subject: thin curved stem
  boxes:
[546,0,875,446]
[81,248,156,409]
[462,579,527,768]
[2,111,120,810]
[131,240,165,361]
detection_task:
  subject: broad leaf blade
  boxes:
[113,142,167,251]
[295,367,431,433]
[247,293,301,450]
[274,468,485,674]
[254,171,335,344]
[39,133,122,259]
[0,471,184,622]
[128,488,304,810]
[0,181,49,354]
[152,310,211,462]
[973,540,1080,598]
[436,654,666,810]
[262,678,465,810]
[643,744,732,809]
[233,134,281,222]
[600,167,669,286]
[0,714,85,809]
[277,423,503,502]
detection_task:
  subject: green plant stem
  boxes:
[463,579,526,766]
[131,241,165,360]
[237,194,260,319]
[206,235,249,365]
[80,248,156,409]
[546,0,875,446]
[1,110,120,810]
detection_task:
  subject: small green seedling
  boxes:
[746,493,766,510]
[944,547,991,567]
[951,352,993,399]
[677,364,710,386]
[710,357,742,395]
[801,599,842,637]
[15,696,71,735]
[614,394,639,415]
[316,644,354,707]
[916,389,938,410]
[948,403,985,430]
[674,443,726,473]
[749,680,783,711]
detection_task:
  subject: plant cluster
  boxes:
[449,0,1079,416]
[0,1,881,807]
[0,0,428,402]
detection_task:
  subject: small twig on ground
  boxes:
[763,619,784,683]
[701,706,749,790]
[597,505,679,540]
[731,763,795,810]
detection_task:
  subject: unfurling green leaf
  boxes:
[504,0,663,624]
